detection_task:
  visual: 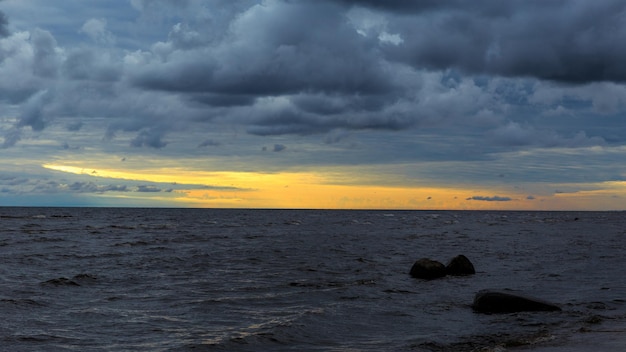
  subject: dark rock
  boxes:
[472,290,561,313]
[41,277,80,287]
[446,255,475,276]
[410,258,447,280]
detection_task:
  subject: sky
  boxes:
[1,0,626,210]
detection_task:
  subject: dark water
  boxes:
[0,208,625,351]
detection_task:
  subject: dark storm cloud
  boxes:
[132,1,392,96]
[360,0,626,83]
[120,0,626,147]
[337,0,520,16]
[2,0,625,157]
[0,10,9,38]
[190,94,256,107]
[246,102,414,137]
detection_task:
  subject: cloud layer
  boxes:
[0,0,625,208]
[3,0,626,146]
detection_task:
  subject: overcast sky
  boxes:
[1,0,625,209]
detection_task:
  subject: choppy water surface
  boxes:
[0,208,624,351]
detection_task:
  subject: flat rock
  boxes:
[472,289,561,313]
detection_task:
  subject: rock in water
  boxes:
[410,258,447,280]
[41,277,80,287]
[446,255,475,276]
[472,290,561,313]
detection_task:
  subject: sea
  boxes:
[0,208,624,351]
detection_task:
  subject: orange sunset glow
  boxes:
[40,162,626,210]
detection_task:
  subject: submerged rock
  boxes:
[446,255,475,276]
[472,290,561,313]
[41,277,80,287]
[410,258,447,280]
[73,273,97,281]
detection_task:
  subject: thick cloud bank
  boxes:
[0,0,625,207]
[341,0,626,83]
[1,0,625,149]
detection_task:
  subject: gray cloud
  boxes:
[17,90,50,131]
[291,93,393,116]
[136,185,162,192]
[67,182,128,193]
[79,18,115,45]
[0,174,29,186]
[3,0,623,152]
[130,129,168,149]
[466,195,513,202]
[190,94,256,107]
[31,28,59,78]
[131,0,192,12]
[14,179,129,194]
[368,0,626,83]
[63,48,121,81]
[246,101,415,137]
[1,128,21,149]
[0,31,48,104]
[120,0,626,147]
[338,0,510,13]
[273,144,286,152]
[66,121,83,131]
[488,122,607,148]
[0,10,9,38]
[198,139,220,148]
[61,142,80,150]
[132,1,393,97]
[247,110,337,136]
